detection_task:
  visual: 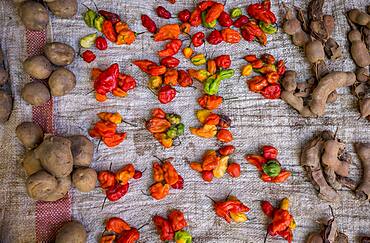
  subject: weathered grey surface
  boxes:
[0,0,369,242]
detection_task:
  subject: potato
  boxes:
[22,150,43,176]
[19,1,49,31]
[43,175,71,201]
[44,42,75,66]
[26,170,58,200]
[35,136,73,178]
[48,68,76,96]
[16,122,44,149]
[21,81,51,106]
[69,135,94,166]
[23,55,53,79]
[0,68,8,86]
[72,168,97,192]
[47,0,78,19]
[55,221,87,243]
[0,90,12,123]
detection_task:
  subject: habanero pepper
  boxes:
[158,85,176,104]
[205,2,224,23]
[102,20,117,43]
[221,28,241,44]
[182,47,193,59]
[98,170,116,189]
[162,161,179,186]
[116,163,135,185]
[218,115,232,128]
[202,11,216,28]
[261,84,281,99]
[190,124,218,139]
[153,215,174,241]
[191,54,206,66]
[94,63,119,95]
[83,9,97,28]
[141,14,157,33]
[160,57,180,68]
[198,94,223,110]
[102,133,126,147]
[218,145,236,156]
[89,120,117,138]
[244,54,258,62]
[188,69,210,82]
[276,60,286,76]
[261,53,275,64]
[217,129,233,143]
[96,36,108,50]
[202,170,213,182]
[262,145,279,159]
[81,50,96,63]
[219,69,234,79]
[192,32,205,47]
[178,70,193,87]
[132,59,157,73]
[168,210,187,232]
[190,162,203,172]
[178,9,191,23]
[151,108,166,119]
[146,117,171,133]
[171,175,184,189]
[197,1,215,11]
[164,69,178,86]
[154,24,181,41]
[147,65,167,76]
[259,22,278,34]
[189,8,202,27]
[98,112,122,124]
[106,183,129,201]
[158,39,182,57]
[207,29,223,45]
[115,21,129,33]
[215,55,231,69]
[180,23,191,34]
[233,15,249,28]
[247,2,276,24]
[202,150,220,170]
[116,30,136,45]
[207,59,217,75]
[118,74,137,92]
[150,182,170,200]
[218,11,233,27]
[156,6,172,19]
[227,163,241,177]
[100,235,116,243]
[98,10,121,24]
[247,76,269,93]
[112,87,127,97]
[94,16,105,32]
[261,200,275,217]
[116,228,140,243]
[153,162,165,182]
[241,64,253,76]
[105,217,131,234]
[245,154,267,171]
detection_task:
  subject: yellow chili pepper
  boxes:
[241,64,253,76]
[112,88,128,97]
[188,69,210,82]
[148,76,163,89]
[196,109,212,124]
[182,47,193,59]
[116,30,136,45]
[207,59,217,75]
[230,212,248,223]
[213,156,228,178]
[280,197,289,210]
[97,112,122,124]
[191,54,206,66]
[190,124,217,138]
[289,218,296,230]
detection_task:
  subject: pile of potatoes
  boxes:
[16,121,98,201]
[15,0,78,31]
[0,46,12,123]
[22,42,76,106]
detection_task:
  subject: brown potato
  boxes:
[0,68,7,86]
[21,81,51,106]
[16,122,44,149]
[48,68,76,96]
[35,135,73,178]
[23,55,53,79]
[47,0,78,19]
[72,168,97,192]
[19,1,49,31]
[22,150,43,176]
[0,90,12,123]
[44,42,75,66]
[26,170,58,200]
[43,175,71,201]
[69,135,94,166]
[55,221,87,243]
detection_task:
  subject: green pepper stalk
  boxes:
[202,11,217,28]
[262,160,281,177]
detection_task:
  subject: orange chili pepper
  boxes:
[182,47,193,59]
[116,30,136,45]
[251,60,264,69]
[217,129,233,143]
[190,124,217,138]
[189,162,203,172]
[204,113,220,125]
[102,20,117,42]
[261,170,291,183]
[266,71,280,84]
[91,68,103,81]
[146,118,171,133]
[98,171,116,189]
[150,182,170,200]
[147,65,167,76]
[221,28,241,44]
[100,235,116,243]
[163,69,178,86]
[162,161,179,186]
[189,8,202,27]
[89,120,117,138]
[244,54,258,62]
[207,59,217,75]
[98,112,122,124]
[96,92,108,102]
[102,133,126,147]
[205,3,224,23]
[245,154,267,171]
[116,164,135,185]
[154,24,181,41]
[115,22,129,33]
[247,76,268,93]
[112,87,127,97]
[152,108,166,119]
[180,23,191,34]
[153,162,165,182]
[158,39,182,57]
[202,150,220,171]
[132,60,157,73]
[105,217,131,234]
[198,95,223,110]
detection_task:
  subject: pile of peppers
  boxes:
[145,108,185,148]
[189,145,240,182]
[98,163,142,203]
[153,210,192,242]
[91,63,136,102]
[190,109,233,143]
[88,112,127,147]
[100,217,142,243]
[261,198,296,243]
[245,145,292,183]
[148,157,183,200]
[209,195,250,223]
[243,53,286,99]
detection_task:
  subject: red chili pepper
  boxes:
[178,70,193,87]
[147,65,167,76]
[245,154,267,171]
[158,39,182,57]
[218,145,235,156]
[217,129,233,143]
[116,228,140,243]
[215,55,231,69]
[262,145,278,160]
[94,63,119,95]
[141,14,157,33]
[133,170,143,179]
[198,1,215,11]
[205,2,224,23]
[207,29,223,45]
[261,200,275,217]
[105,217,131,234]
[102,20,118,43]
[261,84,281,99]
[168,210,187,232]
[153,215,174,241]
[244,54,258,62]
[81,50,96,63]
[178,9,191,23]
[277,60,286,76]
[171,175,184,189]
[202,170,213,182]
[106,183,129,201]
[227,163,241,177]
[189,8,202,27]
[102,133,126,147]
[152,108,166,119]
[158,85,176,104]
[261,53,276,64]
[96,36,108,50]
[98,10,121,24]
[132,59,157,74]
[192,32,205,47]
[160,57,180,68]
[118,74,136,92]
[247,2,276,24]
[241,29,254,42]
[156,6,172,19]
[218,11,233,27]
[218,115,231,128]
[233,15,249,28]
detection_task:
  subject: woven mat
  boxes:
[0,0,369,242]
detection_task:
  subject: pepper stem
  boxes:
[96,139,102,152]
[153,155,165,163]
[109,162,113,171]
[137,222,149,230]
[101,196,107,210]
[140,190,150,197]
[329,205,335,219]
[263,231,268,243]
[122,119,138,127]
[205,195,216,203]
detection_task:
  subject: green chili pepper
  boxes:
[230,8,242,18]
[94,15,105,32]
[191,54,206,66]
[204,74,222,95]
[83,9,98,28]
[262,160,281,177]
[175,230,192,243]
[166,127,178,139]
[166,113,181,125]
[219,69,235,80]
[202,11,216,29]
[259,22,278,34]
[176,123,185,136]
[80,33,98,48]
